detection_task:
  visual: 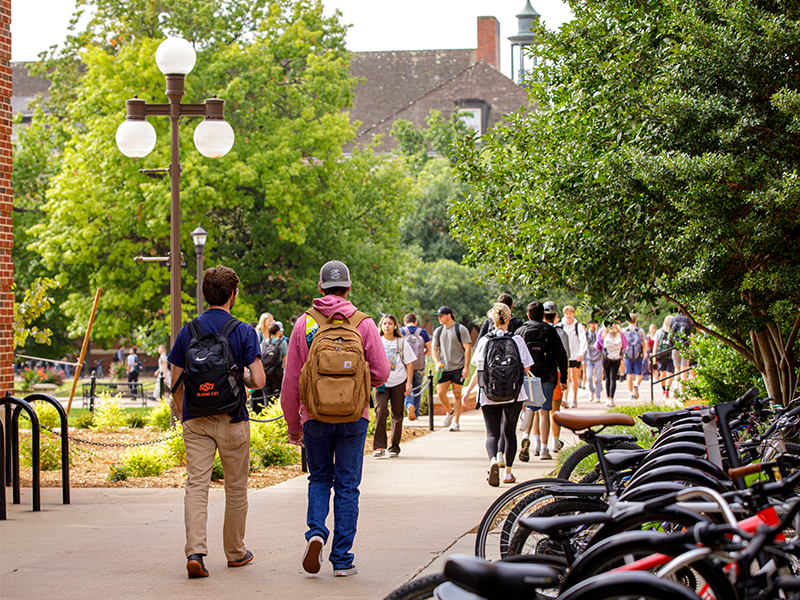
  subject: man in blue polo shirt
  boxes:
[170,265,265,578]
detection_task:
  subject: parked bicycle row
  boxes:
[383,387,800,599]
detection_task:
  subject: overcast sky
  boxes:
[11,0,573,79]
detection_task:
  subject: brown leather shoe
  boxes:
[187,554,209,578]
[228,549,254,567]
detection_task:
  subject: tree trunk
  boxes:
[751,320,800,406]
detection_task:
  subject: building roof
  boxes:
[12,62,51,121]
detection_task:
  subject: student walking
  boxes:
[623,314,646,400]
[169,265,265,578]
[584,320,603,402]
[400,313,431,421]
[653,316,675,397]
[281,260,389,578]
[597,323,626,407]
[464,303,533,486]
[373,314,417,458]
[431,306,472,432]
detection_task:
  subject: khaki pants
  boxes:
[183,414,250,561]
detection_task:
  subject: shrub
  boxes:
[118,446,172,478]
[19,431,72,471]
[73,410,94,429]
[249,403,300,469]
[18,401,62,430]
[92,395,127,432]
[21,368,44,391]
[681,333,765,405]
[110,361,128,380]
[107,464,130,482]
[147,400,173,431]
[212,453,224,481]
[126,411,146,428]
[161,426,186,466]
[41,367,65,386]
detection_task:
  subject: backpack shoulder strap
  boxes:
[188,318,203,338]
[219,316,241,339]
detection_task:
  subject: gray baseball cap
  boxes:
[319,260,351,290]
[543,301,558,315]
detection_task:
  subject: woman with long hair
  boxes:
[256,312,274,346]
[464,303,533,486]
[653,316,675,398]
[596,322,627,407]
[373,314,417,458]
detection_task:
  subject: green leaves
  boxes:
[13,278,61,349]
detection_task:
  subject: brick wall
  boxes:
[476,16,500,70]
[0,0,12,397]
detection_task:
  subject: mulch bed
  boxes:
[16,425,431,489]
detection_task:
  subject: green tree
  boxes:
[19,0,408,345]
[453,0,800,403]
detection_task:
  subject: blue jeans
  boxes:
[303,417,369,569]
[586,359,603,398]
[404,369,424,415]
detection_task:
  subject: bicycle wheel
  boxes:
[381,574,446,600]
[587,505,711,548]
[562,531,735,600]
[507,497,609,559]
[557,441,642,483]
[558,571,704,600]
[474,477,575,560]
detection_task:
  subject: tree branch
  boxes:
[656,290,754,363]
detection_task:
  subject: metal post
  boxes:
[89,370,97,413]
[196,246,204,316]
[428,369,434,431]
[167,74,185,350]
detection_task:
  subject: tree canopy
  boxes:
[17,0,410,348]
[453,0,800,402]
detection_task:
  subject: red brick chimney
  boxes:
[477,16,500,70]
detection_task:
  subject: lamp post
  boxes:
[115,37,234,348]
[191,226,208,316]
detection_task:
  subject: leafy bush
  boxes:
[107,464,129,482]
[110,361,128,380]
[19,431,72,471]
[73,410,94,429]
[18,401,62,430]
[126,411,146,428]
[147,400,173,431]
[21,368,44,391]
[249,403,299,469]
[681,333,765,405]
[117,446,172,478]
[41,367,65,385]
[161,426,186,465]
[91,395,127,432]
[212,453,224,481]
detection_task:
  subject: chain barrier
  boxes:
[37,424,183,448]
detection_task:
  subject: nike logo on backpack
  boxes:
[195,354,210,361]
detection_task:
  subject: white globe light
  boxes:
[155,37,196,75]
[115,119,157,158]
[193,119,235,158]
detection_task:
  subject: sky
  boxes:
[11,0,573,80]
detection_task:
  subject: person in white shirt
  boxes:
[464,303,533,486]
[373,315,417,458]
[561,306,587,408]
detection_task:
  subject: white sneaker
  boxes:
[589,394,595,403]
[497,452,506,468]
[334,565,358,577]
[607,400,616,407]
[302,535,324,574]
[443,411,454,428]
[552,438,564,453]
[449,421,460,432]
[539,447,552,460]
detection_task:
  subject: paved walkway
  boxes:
[1,382,671,600]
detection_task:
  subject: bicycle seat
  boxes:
[605,448,650,471]
[553,412,635,431]
[639,407,702,427]
[443,554,560,600]
[519,512,611,537]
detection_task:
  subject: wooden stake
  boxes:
[66,288,103,416]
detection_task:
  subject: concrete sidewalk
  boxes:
[0,383,668,599]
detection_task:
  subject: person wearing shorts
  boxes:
[623,314,646,400]
[431,306,472,432]
[561,305,587,409]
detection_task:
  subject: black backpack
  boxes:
[172,317,244,416]
[261,339,283,377]
[516,321,553,377]
[479,332,524,403]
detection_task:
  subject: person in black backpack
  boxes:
[127,347,142,383]
[623,313,646,400]
[400,313,431,421]
[515,302,568,461]
[476,293,524,340]
[169,265,265,579]
[251,322,288,413]
[464,303,533,486]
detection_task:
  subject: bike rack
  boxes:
[1,392,71,520]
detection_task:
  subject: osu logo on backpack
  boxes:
[171,317,243,416]
[299,307,371,423]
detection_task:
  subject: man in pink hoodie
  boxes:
[281,260,390,578]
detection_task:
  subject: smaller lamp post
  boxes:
[191,226,208,316]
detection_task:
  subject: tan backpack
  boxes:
[299,307,372,423]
